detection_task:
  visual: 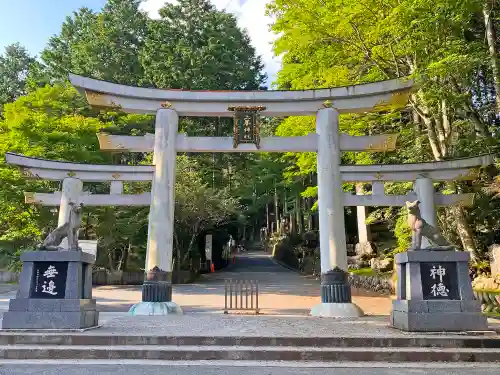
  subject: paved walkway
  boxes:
[0,250,389,316]
[93,250,393,316]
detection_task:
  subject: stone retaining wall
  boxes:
[473,290,500,314]
[348,273,394,295]
[0,271,18,283]
[0,270,199,285]
[92,270,198,285]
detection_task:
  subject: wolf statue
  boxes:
[39,202,84,251]
[406,200,454,251]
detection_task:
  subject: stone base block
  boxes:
[310,302,364,318]
[8,298,97,312]
[392,299,483,314]
[2,310,98,330]
[128,301,183,316]
[391,309,488,332]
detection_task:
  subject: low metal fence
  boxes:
[224,279,259,314]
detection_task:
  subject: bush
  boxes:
[394,209,412,252]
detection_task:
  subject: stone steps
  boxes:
[0,344,500,362]
[1,334,500,348]
[0,334,499,362]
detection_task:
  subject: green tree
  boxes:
[174,155,239,270]
[41,0,148,85]
[141,0,266,90]
[267,0,500,259]
[0,84,113,248]
[0,43,47,111]
[0,84,156,270]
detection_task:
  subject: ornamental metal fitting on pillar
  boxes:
[143,108,178,303]
[320,268,352,303]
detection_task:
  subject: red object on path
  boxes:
[210,263,215,273]
[232,256,236,265]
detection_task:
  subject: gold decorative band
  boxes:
[24,192,36,204]
[365,134,399,152]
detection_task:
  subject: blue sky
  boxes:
[0,0,107,57]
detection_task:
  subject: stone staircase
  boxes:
[0,333,499,362]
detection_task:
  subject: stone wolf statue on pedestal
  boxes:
[406,200,454,251]
[39,203,84,251]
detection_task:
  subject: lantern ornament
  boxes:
[228,106,266,149]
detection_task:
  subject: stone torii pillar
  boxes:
[129,108,183,316]
[414,175,436,249]
[58,177,83,249]
[355,184,373,255]
[310,107,363,317]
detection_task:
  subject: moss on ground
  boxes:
[349,267,375,276]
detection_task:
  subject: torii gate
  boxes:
[6,73,494,318]
[8,152,492,253]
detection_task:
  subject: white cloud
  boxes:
[139,0,281,87]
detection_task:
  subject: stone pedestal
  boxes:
[391,250,487,332]
[2,250,98,330]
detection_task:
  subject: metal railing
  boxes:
[224,279,259,314]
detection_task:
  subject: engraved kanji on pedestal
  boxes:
[30,263,68,299]
[420,262,459,300]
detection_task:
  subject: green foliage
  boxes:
[393,208,412,252]
[267,0,500,258]
[2,0,500,274]
[349,267,376,276]
[41,0,148,85]
[174,155,240,264]
[141,0,266,90]
[0,43,48,112]
[0,84,113,246]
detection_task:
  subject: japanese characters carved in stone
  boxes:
[39,203,84,251]
[406,200,454,251]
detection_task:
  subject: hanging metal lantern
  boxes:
[228,106,266,149]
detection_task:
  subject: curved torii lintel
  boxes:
[6,152,494,183]
[69,74,414,116]
[5,152,154,182]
